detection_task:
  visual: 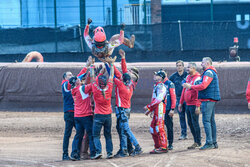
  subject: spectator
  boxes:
[169,60,188,140]
[183,57,220,150]
[61,71,77,160]
[179,62,201,149]
[162,70,176,150]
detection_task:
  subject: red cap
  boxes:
[94,26,106,42]
[234,37,238,43]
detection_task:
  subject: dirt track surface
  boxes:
[0,112,249,167]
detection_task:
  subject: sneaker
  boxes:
[128,148,134,156]
[179,135,188,140]
[150,149,157,154]
[188,143,201,149]
[131,147,143,157]
[62,154,71,161]
[114,149,128,158]
[80,153,89,160]
[106,153,113,159]
[91,153,102,160]
[199,143,215,150]
[213,142,218,149]
[154,148,168,154]
[71,154,80,161]
[168,145,173,150]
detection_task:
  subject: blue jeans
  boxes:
[186,105,201,144]
[164,110,173,145]
[116,108,133,152]
[176,97,187,136]
[201,101,217,145]
[92,114,113,155]
[63,111,76,155]
[72,116,95,157]
[115,107,139,151]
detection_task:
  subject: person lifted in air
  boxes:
[84,18,135,61]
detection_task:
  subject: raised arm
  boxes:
[105,56,117,82]
[89,57,96,83]
[77,56,92,77]
[84,18,93,49]
[119,49,128,73]
[109,57,117,81]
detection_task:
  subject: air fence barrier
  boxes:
[0,62,249,113]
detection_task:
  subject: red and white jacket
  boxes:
[180,72,201,107]
[113,58,137,109]
[147,82,167,112]
[71,85,93,117]
[84,74,114,115]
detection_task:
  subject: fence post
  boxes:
[54,0,58,53]
[143,0,146,24]
[178,20,183,51]
[80,0,86,28]
[210,0,214,21]
[112,0,117,25]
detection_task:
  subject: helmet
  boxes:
[154,69,166,79]
[98,75,107,89]
[123,73,131,86]
[69,76,78,88]
[94,26,106,43]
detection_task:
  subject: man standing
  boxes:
[169,60,188,140]
[179,62,202,149]
[144,70,168,154]
[113,49,142,157]
[183,57,220,150]
[61,71,77,160]
[69,57,96,160]
[163,71,176,150]
[84,56,116,159]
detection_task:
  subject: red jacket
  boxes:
[71,85,93,117]
[113,58,137,108]
[180,72,201,107]
[247,79,250,103]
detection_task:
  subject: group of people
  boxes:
[61,56,224,161]
[62,50,142,160]
[60,18,249,161]
[143,57,220,154]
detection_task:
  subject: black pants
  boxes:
[63,111,76,155]
[164,110,173,145]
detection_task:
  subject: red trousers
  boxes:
[150,102,168,149]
